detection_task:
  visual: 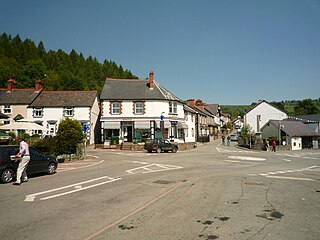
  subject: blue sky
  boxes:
[1,0,319,105]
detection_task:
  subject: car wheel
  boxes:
[1,169,15,183]
[147,150,152,153]
[172,147,177,153]
[47,162,57,175]
[156,148,161,153]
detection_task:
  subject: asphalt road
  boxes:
[1,141,320,240]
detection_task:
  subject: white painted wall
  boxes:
[244,102,287,133]
[27,102,99,144]
[291,137,302,150]
[184,111,196,142]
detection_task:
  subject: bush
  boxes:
[54,118,85,155]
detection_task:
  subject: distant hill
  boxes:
[221,99,320,118]
[0,33,138,93]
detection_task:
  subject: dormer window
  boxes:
[63,107,74,117]
[169,101,177,114]
[33,107,43,118]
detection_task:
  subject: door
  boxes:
[127,126,133,142]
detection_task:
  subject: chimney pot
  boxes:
[35,80,44,91]
[149,71,154,89]
[7,78,16,91]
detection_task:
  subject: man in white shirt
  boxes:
[13,138,30,185]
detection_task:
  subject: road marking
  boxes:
[224,160,241,163]
[227,156,266,161]
[266,176,314,181]
[86,154,100,159]
[256,165,320,181]
[126,163,183,175]
[25,176,121,202]
[281,159,292,162]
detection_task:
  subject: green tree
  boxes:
[294,99,318,115]
[19,59,47,88]
[55,118,85,155]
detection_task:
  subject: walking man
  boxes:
[271,140,276,152]
[13,138,30,185]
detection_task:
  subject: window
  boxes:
[63,107,74,117]
[184,112,188,121]
[3,105,12,114]
[111,102,121,115]
[169,101,177,114]
[134,102,144,114]
[33,108,43,118]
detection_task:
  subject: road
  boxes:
[1,141,320,240]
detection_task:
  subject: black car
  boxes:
[144,139,178,153]
[0,145,58,183]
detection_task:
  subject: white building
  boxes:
[100,71,195,144]
[27,90,99,144]
[244,100,288,133]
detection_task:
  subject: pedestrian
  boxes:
[13,138,30,185]
[271,140,276,152]
[266,140,270,151]
[227,136,231,146]
[222,135,225,145]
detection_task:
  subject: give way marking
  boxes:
[126,163,183,175]
[25,176,121,202]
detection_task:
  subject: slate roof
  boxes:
[290,115,320,123]
[0,89,41,105]
[267,120,319,137]
[206,104,220,116]
[100,79,180,101]
[29,91,98,107]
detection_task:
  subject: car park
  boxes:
[0,145,58,183]
[144,139,178,153]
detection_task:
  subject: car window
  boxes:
[29,147,42,156]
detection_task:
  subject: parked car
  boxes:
[0,145,58,183]
[229,133,239,141]
[144,139,178,153]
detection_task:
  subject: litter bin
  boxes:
[110,136,119,145]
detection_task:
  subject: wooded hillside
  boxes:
[0,33,137,93]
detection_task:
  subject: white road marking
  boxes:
[86,155,100,159]
[227,156,266,161]
[256,165,320,181]
[126,163,183,175]
[25,176,120,202]
[266,176,314,181]
[224,160,241,163]
[281,159,292,162]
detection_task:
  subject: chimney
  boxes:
[35,80,44,91]
[196,99,207,109]
[186,99,195,107]
[195,99,203,106]
[149,71,154,89]
[7,78,16,91]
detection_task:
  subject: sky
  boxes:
[1,0,320,105]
